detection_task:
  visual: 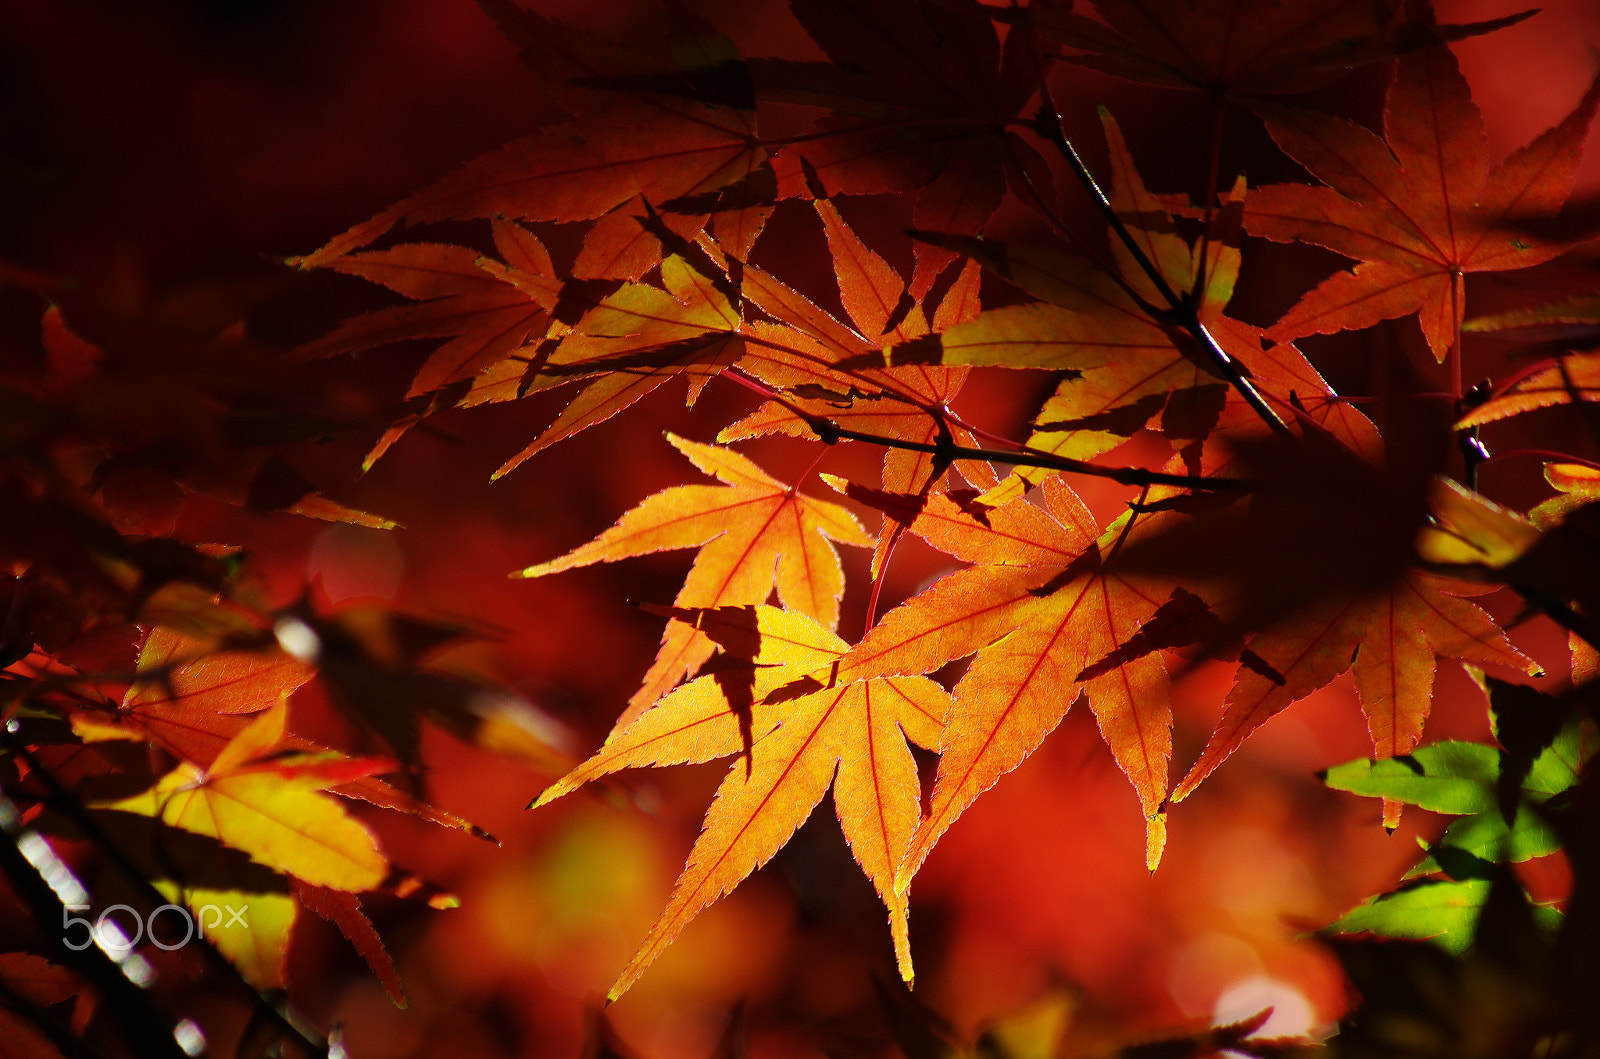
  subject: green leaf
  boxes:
[1522,713,1593,797]
[1405,805,1562,878]
[1321,742,1499,815]
[1325,879,1561,954]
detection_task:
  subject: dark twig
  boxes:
[1031,92,1291,439]
[4,734,328,1059]
[0,787,191,1059]
[722,369,1250,491]
[810,421,1247,491]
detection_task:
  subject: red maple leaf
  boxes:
[1245,44,1600,362]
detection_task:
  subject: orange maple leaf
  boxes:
[514,433,870,729]
[1246,45,1600,361]
[720,200,989,580]
[297,225,556,398]
[532,603,949,997]
[884,109,1377,497]
[827,475,1178,875]
[475,254,745,478]
[1172,570,1539,828]
[75,624,487,840]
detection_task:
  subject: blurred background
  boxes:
[3,1,1598,1056]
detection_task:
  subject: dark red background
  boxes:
[4,1,1599,1056]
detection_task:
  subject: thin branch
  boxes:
[5,735,329,1059]
[1031,90,1292,439]
[813,422,1246,490]
[724,368,1250,491]
[0,787,191,1059]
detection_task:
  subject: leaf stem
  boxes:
[1189,94,1228,309]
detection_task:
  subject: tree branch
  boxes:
[814,421,1246,490]
[1031,95,1292,439]
[4,734,329,1059]
[723,369,1250,491]
[0,787,192,1059]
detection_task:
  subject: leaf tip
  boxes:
[529,784,565,810]
[817,472,849,495]
[1145,811,1168,873]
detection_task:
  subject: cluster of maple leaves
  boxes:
[5,0,1600,1053]
[296,0,1598,1001]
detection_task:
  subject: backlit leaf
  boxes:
[515,434,870,728]
[1246,52,1600,360]
[533,604,949,996]
[95,704,389,892]
[829,476,1178,874]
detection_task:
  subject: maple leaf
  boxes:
[294,882,407,1007]
[885,110,1377,497]
[74,622,498,840]
[1032,0,1534,97]
[1320,674,1592,950]
[156,881,297,991]
[1244,46,1600,361]
[752,0,1044,293]
[514,433,870,729]
[1105,398,1538,820]
[532,603,950,997]
[1171,570,1537,825]
[297,6,766,270]
[122,625,317,719]
[297,223,557,399]
[1531,463,1600,527]
[720,197,989,579]
[1457,351,1600,428]
[716,207,972,451]
[67,623,318,767]
[477,255,744,478]
[94,701,390,892]
[326,243,746,474]
[827,475,1179,874]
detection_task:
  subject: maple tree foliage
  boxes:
[4,0,1600,1056]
